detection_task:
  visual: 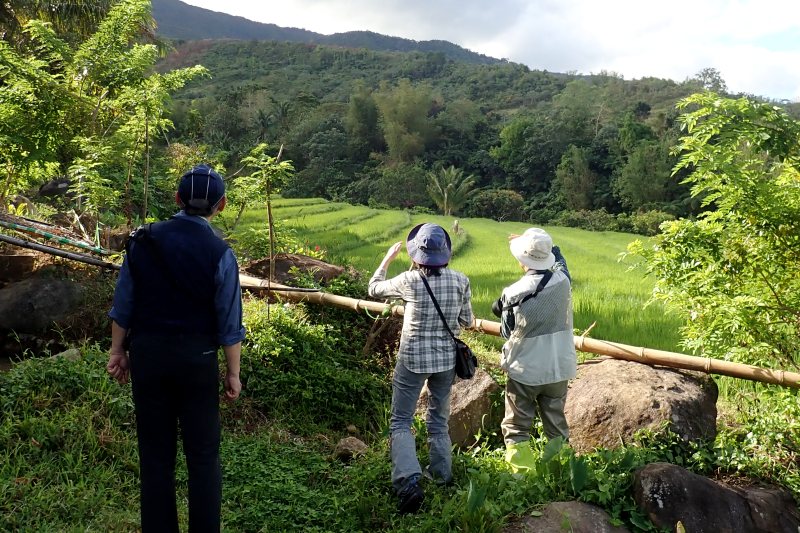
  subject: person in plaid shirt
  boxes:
[368,223,474,514]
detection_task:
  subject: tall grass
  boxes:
[253,203,683,353]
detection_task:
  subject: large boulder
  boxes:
[502,501,630,533]
[565,358,718,453]
[634,462,800,532]
[416,368,502,448]
[0,276,84,333]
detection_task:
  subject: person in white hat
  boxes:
[491,228,575,472]
[368,223,474,514]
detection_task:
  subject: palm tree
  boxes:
[426,166,477,216]
[1,1,116,46]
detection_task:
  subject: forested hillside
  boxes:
[158,38,728,228]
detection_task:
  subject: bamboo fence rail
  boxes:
[239,274,800,389]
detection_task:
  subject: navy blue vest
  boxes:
[127,217,229,337]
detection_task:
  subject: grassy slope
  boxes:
[2,199,797,531]
[244,199,683,353]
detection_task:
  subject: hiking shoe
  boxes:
[422,466,452,487]
[397,481,425,514]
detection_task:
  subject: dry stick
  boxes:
[266,144,284,320]
[239,276,800,389]
[142,115,150,221]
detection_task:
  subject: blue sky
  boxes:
[182,0,800,102]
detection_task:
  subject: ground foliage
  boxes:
[1,294,798,531]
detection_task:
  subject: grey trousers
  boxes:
[502,378,569,445]
[390,360,455,492]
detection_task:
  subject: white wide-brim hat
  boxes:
[509,228,555,270]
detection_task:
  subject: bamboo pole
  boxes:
[240,276,800,389]
[0,234,120,270]
[0,218,112,255]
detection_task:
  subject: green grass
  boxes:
[4,345,797,531]
[255,202,683,353]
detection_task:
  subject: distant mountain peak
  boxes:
[152,0,501,65]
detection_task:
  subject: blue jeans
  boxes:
[390,360,455,492]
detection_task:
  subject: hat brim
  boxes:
[406,223,452,267]
[509,235,555,270]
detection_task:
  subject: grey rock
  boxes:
[417,367,502,448]
[634,462,800,533]
[333,436,367,462]
[0,277,84,333]
[565,358,718,453]
[502,501,630,533]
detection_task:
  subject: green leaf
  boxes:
[569,455,589,494]
[542,437,564,462]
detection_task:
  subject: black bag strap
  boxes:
[504,270,553,310]
[419,273,457,342]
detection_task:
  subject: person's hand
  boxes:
[224,372,241,401]
[107,350,130,384]
[384,242,403,262]
[379,241,403,270]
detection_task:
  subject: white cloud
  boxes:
[181,0,800,101]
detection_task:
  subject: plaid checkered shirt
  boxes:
[369,267,474,374]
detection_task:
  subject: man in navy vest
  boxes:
[107,164,245,532]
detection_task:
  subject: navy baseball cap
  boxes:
[178,164,225,215]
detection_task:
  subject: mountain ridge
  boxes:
[152,0,502,65]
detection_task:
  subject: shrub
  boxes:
[551,209,620,232]
[465,189,525,221]
[617,210,675,236]
[230,224,326,263]
[240,300,389,433]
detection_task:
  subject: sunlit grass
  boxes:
[256,202,683,352]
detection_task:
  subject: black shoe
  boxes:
[397,481,424,514]
[422,466,452,487]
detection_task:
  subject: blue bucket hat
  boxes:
[178,164,225,215]
[406,223,452,267]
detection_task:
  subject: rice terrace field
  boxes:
[242,197,684,354]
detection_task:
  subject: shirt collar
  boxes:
[173,210,211,226]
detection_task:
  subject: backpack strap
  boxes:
[504,270,553,311]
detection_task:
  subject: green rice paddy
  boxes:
[241,198,684,353]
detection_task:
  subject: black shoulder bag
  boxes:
[419,274,478,380]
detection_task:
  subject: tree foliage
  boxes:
[426,165,477,216]
[629,94,800,369]
[226,143,294,231]
[373,79,438,164]
[0,0,207,227]
[554,145,597,211]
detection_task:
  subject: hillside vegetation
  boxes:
[152,0,499,64]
